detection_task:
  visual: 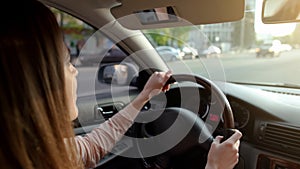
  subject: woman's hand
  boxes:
[205,130,242,169]
[131,70,172,112]
[141,70,172,100]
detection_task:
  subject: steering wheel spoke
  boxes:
[133,74,235,169]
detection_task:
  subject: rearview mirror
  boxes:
[262,0,300,24]
[98,63,138,86]
[135,6,179,25]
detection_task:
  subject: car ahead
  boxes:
[36,0,300,169]
[155,46,183,62]
[280,44,292,52]
[199,45,222,58]
[256,43,281,58]
[181,46,199,59]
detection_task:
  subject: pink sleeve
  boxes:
[74,105,139,168]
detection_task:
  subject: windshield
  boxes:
[142,0,300,87]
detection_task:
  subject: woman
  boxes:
[0,0,241,168]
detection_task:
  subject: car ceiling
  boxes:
[41,0,119,28]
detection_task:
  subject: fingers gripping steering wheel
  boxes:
[136,74,235,168]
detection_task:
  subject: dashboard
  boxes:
[214,82,300,169]
[149,81,300,169]
[75,81,300,169]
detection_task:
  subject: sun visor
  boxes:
[111,0,245,29]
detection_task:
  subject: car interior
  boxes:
[41,0,300,168]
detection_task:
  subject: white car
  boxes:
[155,46,183,61]
[201,45,222,58]
[181,46,199,59]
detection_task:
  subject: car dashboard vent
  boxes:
[263,89,300,96]
[259,123,300,157]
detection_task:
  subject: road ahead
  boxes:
[77,49,300,96]
[168,49,300,84]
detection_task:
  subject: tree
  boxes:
[291,24,300,45]
[232,5,256,49]
[143,27,192,48]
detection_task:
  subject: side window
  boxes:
[51,8,112,66]
[50,8,139,128]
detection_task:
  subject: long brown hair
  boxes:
[0,0,82,168]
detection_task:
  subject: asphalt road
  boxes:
[168,49,300,85]
[76,49,300,96]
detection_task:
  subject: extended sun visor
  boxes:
[111,0,245,29]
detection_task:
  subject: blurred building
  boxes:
[189,0,256,53]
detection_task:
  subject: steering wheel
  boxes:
[166,74,234,128]
[133,74,234,168]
